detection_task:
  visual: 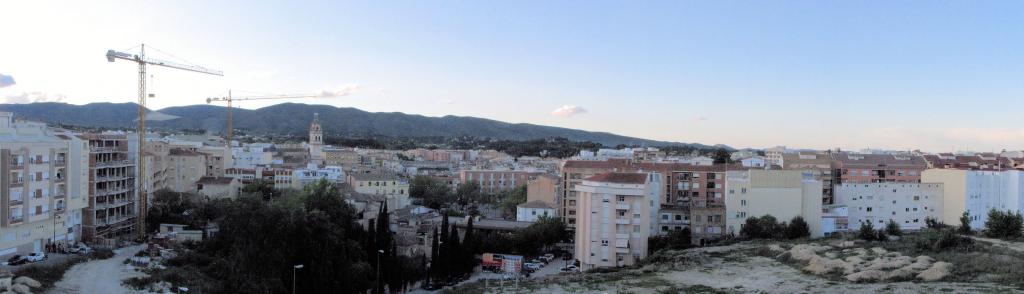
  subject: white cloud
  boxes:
[439,99,456,105]
[4,92,66,104]
[318,83,360,98]
[0,73,14,88]
[552,105,587,117]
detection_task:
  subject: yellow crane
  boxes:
[106,44,222,240]
[206,92,323,147]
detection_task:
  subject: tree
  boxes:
[959,211,973,235]
[499,186,528,219]
[648,228,693,253]
[785,216,811,239]
[429,227,439,284]
[410,176,454,209]
[924,216,945,229]
[885,219,903,236]
[241,179,281,201]
[984,209,1024,239]
[740,215,782,239]
[456,181,482,204]
[858,220,877,241]
[712,148,731,164]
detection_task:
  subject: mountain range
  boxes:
[0,102,723,148]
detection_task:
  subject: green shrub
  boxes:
[785,216,811,239]
[91,248,115,259]
[934,229,974,251]
[983,209,1023,239]
[925,216,946,229]
[959,211,973,235]
[885,219,903,236]
[740,215,784,240]
[858,220,877,241]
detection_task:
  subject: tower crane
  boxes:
[106,44,222,240]
[206,92,325,167]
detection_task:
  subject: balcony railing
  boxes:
[90,146,121,153]
[95,175,130,182]
[9,216,24,224]
[9,198,23,206]
[95,160,132,168]
[53,193,66,199]
[10,180,24,187]
[9,163,23,169]
[53,159,66,166]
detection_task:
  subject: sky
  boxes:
[1,1,1023,152]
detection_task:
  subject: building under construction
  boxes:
[80,134,137,242]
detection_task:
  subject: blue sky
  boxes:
[1,1,1023,151]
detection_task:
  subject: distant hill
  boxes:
[0,102,724,148]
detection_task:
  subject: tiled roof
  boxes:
[584,172,648,184]
[197,176,234,185]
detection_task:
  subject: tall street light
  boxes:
[293,264,304,294]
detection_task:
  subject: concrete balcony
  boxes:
[95,160,132,168]
[615,218,630,225]
[9,198,23,206]
[615,233,631,239]
[615,203,630,210]
[9,216,24,224]
[95,187,131,196]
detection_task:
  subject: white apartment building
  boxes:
[835,182,944,231]
[231,144,274,169]
[922,169,1024,229]
[574,172,660,270]
[291,165,345,189]
[725,169,824,237]
[1,113,88,257]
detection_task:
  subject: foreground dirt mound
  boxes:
[772,242,951,282]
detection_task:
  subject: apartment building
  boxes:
[167,148,208,193]
[835,182,943,231]
[325,147,360,167]
[833,153,926,185]
[292,165,344,188]
[526,174,559,208]
[922,153,1013,170]
[1,113,89,257]
[80,134,137,241]
[724,169,824,238]
[922,169,1024,229]
[780,152,835,204]
[458,170,536,194]
[347,173,411,212]
[561,159,633,230]
[574,172,660,270]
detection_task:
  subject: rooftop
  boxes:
[584,172,648,184]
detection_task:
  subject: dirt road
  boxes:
[49,245,148,294]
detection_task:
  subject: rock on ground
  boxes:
[12,277,39,288]
[917,261,953,282]
[10,284,29,294]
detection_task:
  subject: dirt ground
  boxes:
[48,245,148,294]
[450,243,1024,293]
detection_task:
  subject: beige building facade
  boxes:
[725,169,824,237]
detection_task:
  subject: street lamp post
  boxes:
[52,214,62,253]
[292,264,303,294]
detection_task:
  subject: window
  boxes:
[729,189,735,194]
[675,215,682,221]
[741,200,747,206]
[913,196,920,201]
[601,240,609,246]
[867,207,873,212]
[618,196,625,202]
[741,188,747,193]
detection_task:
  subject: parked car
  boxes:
[26,252,46,262]
[5,255,27,266]
[524,262,542,270]
[541,253,555,262]
[560,265,578,272]
[69,243,91,255]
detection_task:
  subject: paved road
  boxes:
[49,245,147,294]
[409,258,570,293]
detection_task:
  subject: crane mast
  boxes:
[107,44,222,240]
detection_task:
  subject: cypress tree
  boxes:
[429,227,439,284]
[448,225,462,278]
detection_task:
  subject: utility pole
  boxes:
[293,264,303,294]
